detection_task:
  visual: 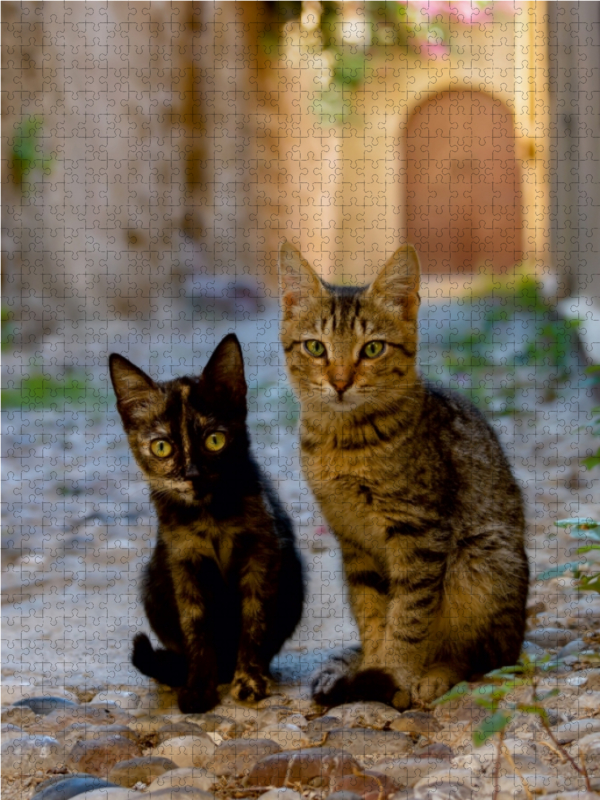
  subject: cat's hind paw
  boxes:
[311,665,348,706]
[312,667,400,708]
[230,671,269,703]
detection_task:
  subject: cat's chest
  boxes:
[166,520,234,568]
[300,434,396,493]
[301,442,388,533]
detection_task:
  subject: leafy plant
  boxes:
[434,272,583,415]
[582,365,600,471]
[538,518,600,595]
[435,658,592,797]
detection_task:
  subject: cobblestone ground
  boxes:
[2,288,600,800]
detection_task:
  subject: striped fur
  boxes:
[279,243,529,709]
[110,334,304,713]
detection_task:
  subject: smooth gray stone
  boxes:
[13,696,78,716]
[34,776,118,800]
[557,639,587,659]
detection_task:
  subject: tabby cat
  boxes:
[110,334,304,713]
[279,242,529,709]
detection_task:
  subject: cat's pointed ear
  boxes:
[279,241,322,316]
[109,354,158,426]
[367,245,421,319]
[201,333,247,407]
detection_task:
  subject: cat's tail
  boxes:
[131,633,188,688]
[311,647,401,707]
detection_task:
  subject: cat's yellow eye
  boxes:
[151,439,173,458]
[205,432,227,452]
[304,340,326,358]
[362,341,385,359]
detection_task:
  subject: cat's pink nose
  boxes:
[331,378,350,393]
[329,368,354,394]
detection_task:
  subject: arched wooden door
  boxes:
[406,91,524,276]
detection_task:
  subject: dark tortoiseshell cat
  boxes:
[110,334,304,712]
[279,242,529,710]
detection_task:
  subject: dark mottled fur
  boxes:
[279,242,529,709]
[109,334,304,713]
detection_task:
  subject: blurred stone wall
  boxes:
[2,1,282,333]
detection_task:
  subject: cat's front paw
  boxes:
[413,666,459,706]
[177,683,219,713]
[230,671,269,703]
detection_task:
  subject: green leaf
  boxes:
[555,518,600,529]
[516,703,548,722]
[577,574,600,593]
[536,688,560,701]
[582,454,600,471]
[432,681,470,705]
[473,710,514,746]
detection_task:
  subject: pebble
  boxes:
[325,728,413,758]
[521,639,546,659]
[497,771,583,798]
[1,684,77,707]
[68,735,143,776]
[414,768,484,792]
[56,724,140,751]
[258,790,303,800]
[552,717,600,743]
[2,734,63,778]
[211,737,282,776]
[130,716,175,736]
[90,692,141,711]
[572,731,600,756]
[544,794,600,800]
[389,711,440,736]
[414,744,453,760]
[43,704,134,731]
[259,722,310,749]
[574,690,600,710]
[324,793,363,800]
[526,627,579,648]
[73,789,141,800]
[413,781,476,800]
[108,755,178,787]
[328,769,400,798]
[146,767,218,792]
[145,788,214,800]
[1,705,38,728]
[1,722,24,742]
[304,715,342,743]
[182,713,228,732]
[375,757,444,787]
[580,667,600,689]
[12,696,79,716]
[326,701,402,729]
[245,746,359,788]
[151,734,217,769]
[155,721,205,744]
[556,638,588,659]
[33,776,119,800]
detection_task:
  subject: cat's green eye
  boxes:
[205,432,227,452]
[151,439,173,458]
[304,340,326,358]
[362,341,385,359]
